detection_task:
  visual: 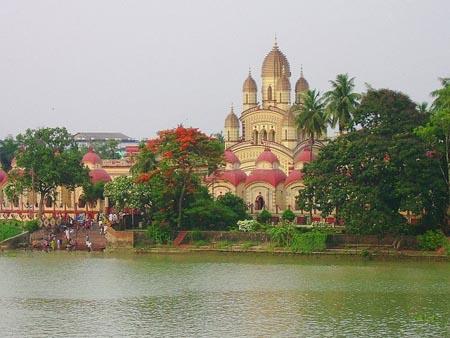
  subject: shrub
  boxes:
[290,230,328,253]
[241,241,257,250]
[267,224,297,247]
[216,240,232,249]
[0,221,22,241]
[24,220,39,233]
[146,222,172,244]
[257,209,272,224]
[188,228,204,242]
[237,219,260,232]
[193,240,209,247]
[417,230,448,251]
[281,209,296,222]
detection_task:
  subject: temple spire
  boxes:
[274,34,278,48]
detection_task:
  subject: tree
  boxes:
[415,78,450,222]
[5,127,88,218]
[324,74,360,134]
[135,126,223,229]
[296,90,328,147]
[0,137,19,171]
[298,89,446,235]
[216,192,249,221]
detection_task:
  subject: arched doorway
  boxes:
[255,193,265,210]
[269,129,275,142]
[252,130,259,145]
[261,129,268,142]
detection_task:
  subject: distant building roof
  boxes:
[73,132,136,141]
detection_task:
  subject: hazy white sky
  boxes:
[1,0,449,140]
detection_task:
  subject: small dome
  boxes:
[242,72,257,92]
[209,170,247,187]
[262,43,291,78]
[224,109,239,128]
[295,74,309,93]
[294,147,315,163]
[275,75,291,91]
[246,169,286,187]
[285,170,304,187]
[89,168,111,184]
[282,110,296,127]
[224,150,240,164]
[82,148,102,166]
[0,168,7,186]
[256,148,279,165]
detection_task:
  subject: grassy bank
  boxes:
[0,220,39,242]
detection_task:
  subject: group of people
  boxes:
[40,231,75,252]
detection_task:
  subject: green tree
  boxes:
[298,89,446,235]
[296,89,328,148]
[135,126,223,229]
[6,127,88,218]
[324,74,360,134]
[0,137,19,171]
[415,78,450,221]
[216,192,249,221]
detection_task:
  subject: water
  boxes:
[0,252,448,337]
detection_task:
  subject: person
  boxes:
[99,220,103,235]
[57,238,61,250]
[65,228,70,241]
[85,235,92,252]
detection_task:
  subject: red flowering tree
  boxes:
[135,126,223,229]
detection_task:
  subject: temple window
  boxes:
[268,86,272,101]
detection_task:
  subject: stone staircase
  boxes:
[30,225,106,251]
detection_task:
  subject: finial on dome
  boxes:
[300,64,304,77]
[230,103,234,113]
[248,67,252,76]
[274,34,278,48]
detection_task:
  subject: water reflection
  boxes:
[0,252,448,337]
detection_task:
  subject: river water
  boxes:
[0,252,448,337]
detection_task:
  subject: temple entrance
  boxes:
[255,194,265,210]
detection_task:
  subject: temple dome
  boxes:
[245,169,286,187]
[256,148,279,165]
[285,170,304,187]
[225,110,239,128]
[294,147,315,163]
[275,75,291,91]
[89,168,111,184]
[295,74,309,93]
[261,43,291,78]
[242,73,257,92]
[82,148,102,166]
[224,150,240,164]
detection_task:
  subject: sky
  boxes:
[1,0,449,140]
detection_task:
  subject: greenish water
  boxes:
[0,252,448,337]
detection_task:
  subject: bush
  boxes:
[0,221,22,241]
[267,224,297,247]
[188,228,204,242]
[24,220,39,233]
[290,230,328,253]
[257,209,272,224]
[146,222,172,244]
[281,209,296,222]
[417,230,448,251]
[237,219,260,232]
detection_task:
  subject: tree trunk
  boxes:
[309,136,314,223]
[177,183,186,229]
[38,194,45,220]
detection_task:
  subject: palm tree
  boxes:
[324,74,360,135]
[416,102,429,115]
[296,89,327,153]
[295,89,327,224]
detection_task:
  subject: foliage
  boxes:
[135,126,223,230]
[324,73,360,134]
[216,240,232,249]
[240,241,257,250]
[216,193,250,221]
[267,224,297,247]
[80,140,121,159]
[0,220,22,241]
[0,137,19,171]
[130,143,157,176]
[146,222,172,245]
[6,127,88,217]
[290,230,328,253]
[295,89,328,143]
[23,220,39,233]
[257,209,272,224]
[188,228,204,242]
[237,219,260,232]
[281,209,296,222]
[193,240,209,247]
[298,89,447,235]
[83,182,105,203]
[417,230,448,251]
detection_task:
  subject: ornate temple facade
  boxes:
[208,42,325,216]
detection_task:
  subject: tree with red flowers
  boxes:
[135,126,223,229]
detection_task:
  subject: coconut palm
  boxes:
[324,74,360,135]
[296,89,328,152]
[416,102,429,114]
